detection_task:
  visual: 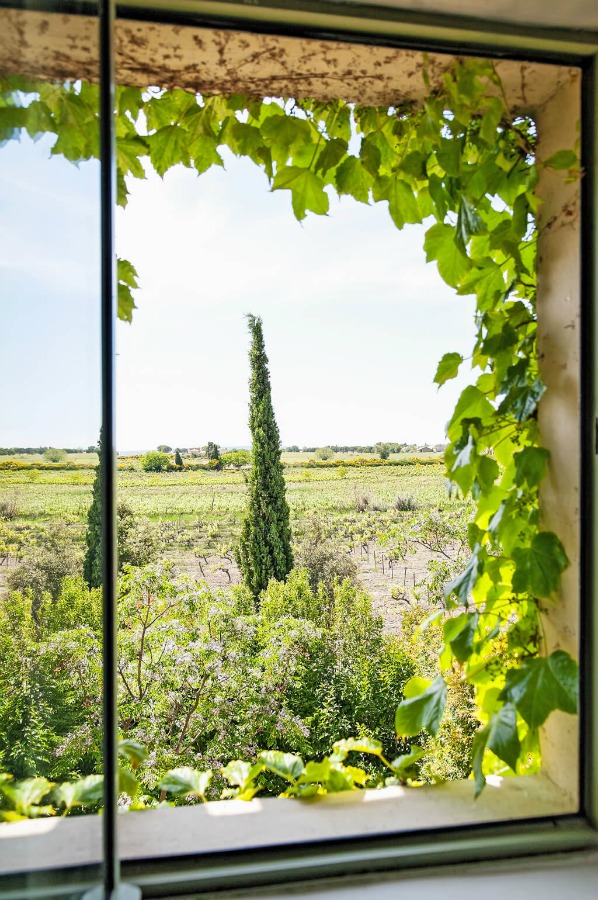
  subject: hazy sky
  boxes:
[1,133,476,450]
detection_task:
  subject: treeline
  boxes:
[0,446,97,455]
[285,443,435,453]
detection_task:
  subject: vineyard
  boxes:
[0,453,470,630]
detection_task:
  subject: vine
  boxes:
[0,56,580,794]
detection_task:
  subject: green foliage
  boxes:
[293,518,357,596]
[205,442,220,463]
[237,316,293,599]
[174,449,184,468]
[8,522,82,610]
[0,58,581,791]
[315,447,334,461]
[219,449,251,467]
[43,448,66,463]
[140,451,170,472]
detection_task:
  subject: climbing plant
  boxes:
[0,56,580,793]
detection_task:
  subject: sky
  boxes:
[1,132,476,451]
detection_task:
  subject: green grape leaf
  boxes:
[395,675,447,738]
[388,747,425,776]
[158,767,212,798]
[513,447,550,488]
[221,759,265,789]
[544,149,578,170]
[472,703,520,796]
[53,775,104,811]
[445,550,481,607]
[434,352,464,386]
[335,156,373,203]
[148,125,190,177]
[315,137,348,174]
[272,166,329,220]
[456,195,485,252]
[499,651,578,728]
[512,531,569,597]
[449,610,479,664]
[2,777,55,816]
[118,738,148,768]
[258,750,305,782]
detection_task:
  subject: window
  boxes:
[0,2,596,897]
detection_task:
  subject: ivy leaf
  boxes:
[331,736,383,762]
[388,747,425,776]
[434,352,464,386]
[2,777,55,816]
[118,738,148,768]
[456,195,485,252]
[472,703,520,796]
[272,166,329,220]
[335,156,373,203]
[53,775,104,812]
[373,176,420,229]
[448,611,479,664]
[499,379,546,423]
[544,149,578,170]
[116,136,147,179]
[315,137,348,174]
[158,767,212,798]
[512,531,569,597]
[261,114,312,164]
[258,750,305,782]
[447,385,494,438]
[191,134,224,175]
[148,125,190,177]
[445,549,481,607]
[424,222,471,287]
[499,651,578,728]
[395,675,447,738]
[513,447,550,489]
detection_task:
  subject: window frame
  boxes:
[0,1,597,897]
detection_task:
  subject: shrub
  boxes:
[43,448,67,463]
[293,518,357,596]
[0,495,18,520]
[393,493,418,511]
[8,522,82,610]
[220,449,251,468]
[140,451,170,472]
[354,490,370,512]
[314,446,334,460]
[117,502,161,569]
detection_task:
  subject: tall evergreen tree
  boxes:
[174,449,184,468]
[237,315,293,600]
[83,431,102,588]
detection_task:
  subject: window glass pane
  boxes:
[109,16,581,865]
[0,2,102,885]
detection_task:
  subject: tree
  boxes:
[205,442,220,461]
[140,451,170,472]
[83,432,102,589]
[237,315,293,600]
[43,448,66,463]
[314,447,333,461]
[174,449,184,468]
[375,442,391,460]
[157,444,172,453]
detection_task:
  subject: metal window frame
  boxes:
[0,2,597,897]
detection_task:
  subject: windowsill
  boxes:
[0,774,577,876]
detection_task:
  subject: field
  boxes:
[0,452,470,631]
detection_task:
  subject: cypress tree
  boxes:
[83,431,102,588]
[174,449,183,468]
[237,315,293,600]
